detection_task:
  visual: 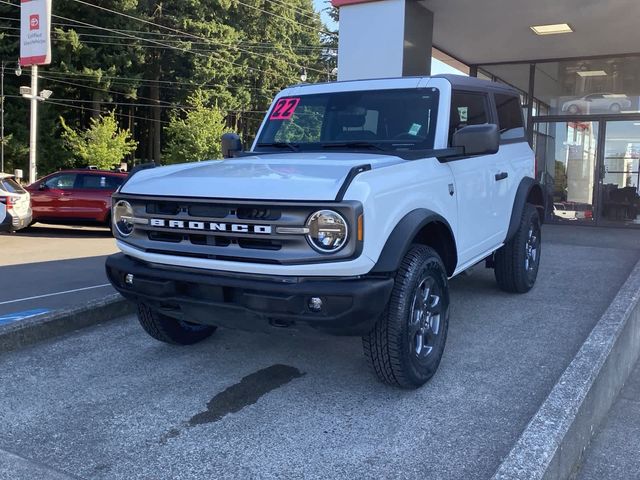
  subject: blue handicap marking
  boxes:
[0,309,51,326]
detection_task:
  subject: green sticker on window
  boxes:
[408,123,422,136]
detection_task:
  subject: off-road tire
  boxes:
[494,203,541,293]
[363,245,450,389]
[136,303,216,345]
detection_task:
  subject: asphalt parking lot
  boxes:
[0,225,639,480]
[0,224,117,321]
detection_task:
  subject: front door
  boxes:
[598,120,640,226]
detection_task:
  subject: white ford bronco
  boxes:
[106,75,544,389]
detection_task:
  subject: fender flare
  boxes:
[371,209,457,275]
[505,177,545,243]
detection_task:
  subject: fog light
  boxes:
[308,297,323,312]
[125,274,134,285]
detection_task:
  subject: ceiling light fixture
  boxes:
[530,23,574,35]
[577,70,608,77]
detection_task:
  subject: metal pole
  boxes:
[28,64,37,184]
[1,61,5,173]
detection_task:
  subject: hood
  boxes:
[121,153,404,201]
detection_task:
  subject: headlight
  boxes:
[113,200,134,237]
[305,210,348,253]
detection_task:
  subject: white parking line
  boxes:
[0,284,112,306]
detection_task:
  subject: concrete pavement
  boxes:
[0,225,638,480]
[0,224,118,320]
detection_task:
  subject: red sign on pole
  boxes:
[20,0,52,66]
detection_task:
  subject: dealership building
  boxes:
[332,0,640,228]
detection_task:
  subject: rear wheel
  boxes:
[136,303,217,345]
[363,245,450,389]
[494,204,541,293]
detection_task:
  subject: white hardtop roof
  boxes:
[281,74,519,97]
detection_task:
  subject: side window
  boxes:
[44,174,76,190]
[449,91,488,145]
[495,93,525,141]
[77,174,125,190]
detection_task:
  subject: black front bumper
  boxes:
[106,254,394,336]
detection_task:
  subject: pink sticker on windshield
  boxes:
[270,97,301,121]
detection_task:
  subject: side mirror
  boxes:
[38,183,48,191]
[452,124,500,156]
[221,133,243,159]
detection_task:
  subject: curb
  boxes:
[492,258,640,480]
[0,293,135,354]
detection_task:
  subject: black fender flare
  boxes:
[505,177,545,243]
[371,209,457,275]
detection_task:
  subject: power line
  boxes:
[68,0,327,74]
[0,0,264,76]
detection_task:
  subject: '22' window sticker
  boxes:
[270,97,301,121]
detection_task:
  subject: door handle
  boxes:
[495,172,509,181]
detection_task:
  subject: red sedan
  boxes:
[26,169,128,227]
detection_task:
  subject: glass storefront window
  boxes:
[534,56,640,116]
[602,121,640,225]
[535,121,598,222]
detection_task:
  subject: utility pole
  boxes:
[28,64,38,184]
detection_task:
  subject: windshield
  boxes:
[255,88,440,154]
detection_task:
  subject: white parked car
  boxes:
[0,173,31,232]
[562,93,632,114]
[106,75,545,388]
[553,203,578,220]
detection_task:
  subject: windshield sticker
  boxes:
[408,123,422,136]
[270,97,301,121]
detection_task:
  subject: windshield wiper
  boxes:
[256,142,299,152]
[320,141,388,152]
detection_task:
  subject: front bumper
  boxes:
[106,254,394,336]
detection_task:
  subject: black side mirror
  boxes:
[38,183,48,191]
[221,133,243,159]
[452,124,500,156]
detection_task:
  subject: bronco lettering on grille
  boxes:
[149,218,272,234]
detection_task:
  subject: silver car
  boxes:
[0,174,32,232]
[562,93,632,114]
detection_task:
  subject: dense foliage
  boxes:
[0,0,337,176]
[60,111,138,169]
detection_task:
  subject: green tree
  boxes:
[164,92,227,163]
[60,111,137,169]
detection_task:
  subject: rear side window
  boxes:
[449,91,488,145]
[77,174,125,190]
[0,178,26,194]
[495,94,525,140]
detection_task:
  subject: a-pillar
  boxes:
[332,0,434,81]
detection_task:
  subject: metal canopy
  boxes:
[422,0,640,65]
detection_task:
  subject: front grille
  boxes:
[116,195,362,265]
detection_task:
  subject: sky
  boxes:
[310,0,464,76]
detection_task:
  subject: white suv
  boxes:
[106,75,545,389]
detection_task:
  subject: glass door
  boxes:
[534,121,598,223]
[599,121,640,226]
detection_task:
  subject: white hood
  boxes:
[121,153,404,201]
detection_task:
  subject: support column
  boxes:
[333,0,433,81]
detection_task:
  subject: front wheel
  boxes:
[494,204,541,293]
[363,245,450,389]
[136,303,217,345]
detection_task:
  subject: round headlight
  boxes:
[113,200,134,237]
[306,210,349,253]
